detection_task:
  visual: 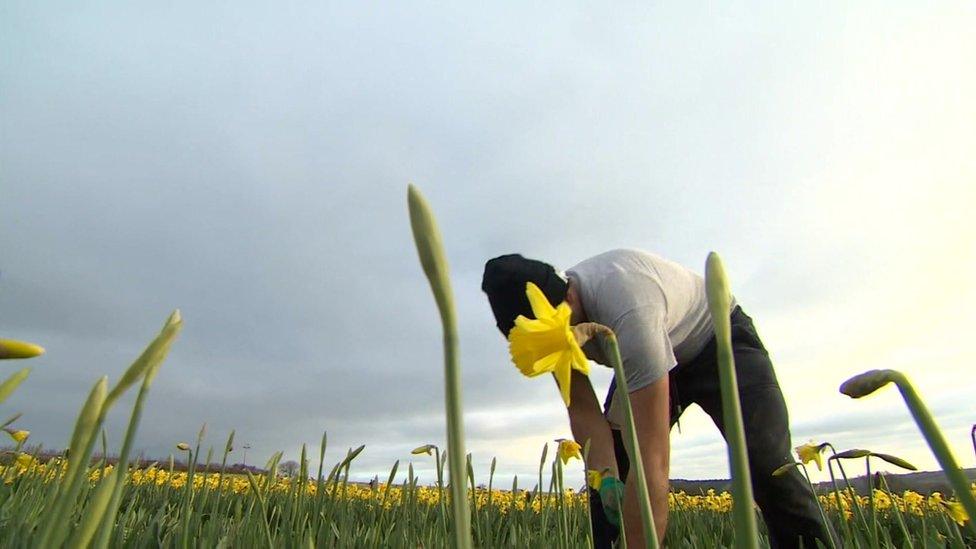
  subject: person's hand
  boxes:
[598,476,626,527]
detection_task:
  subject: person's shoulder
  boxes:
[569,248,655,270]
[567,249,667,316]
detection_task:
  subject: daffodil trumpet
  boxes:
[840,369,976,535]
[507,282,589,407]
[555,439,582,465]
[795,441,829,471]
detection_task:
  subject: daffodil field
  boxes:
[0,435,973,547]
[0,185,972,547]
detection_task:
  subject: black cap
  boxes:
[481,254,568,336]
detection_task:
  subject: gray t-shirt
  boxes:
[566,249,735,403]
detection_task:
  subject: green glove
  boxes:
[598,476,626,528]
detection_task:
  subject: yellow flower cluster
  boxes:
[817,486,975,523]
[669,489,734,513]
[1,459,972,526]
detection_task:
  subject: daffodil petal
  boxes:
[570,341,590,375]
[525,282,557,319]
[554,352,573,406]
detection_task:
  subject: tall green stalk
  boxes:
[704,252,759,549]
[93,311,183,548]
[840,369,976,536]
[602,333,658,548]
[407,184,471,548]
[865,456,879,549]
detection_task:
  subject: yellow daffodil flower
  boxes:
[587,470,601,490]
[587,469,610,491]
[942,500,970,526]
[795,441,827,471]
[0,338,45,360]
[4,428,29,443]
[176,442,190,451]
[15,453,34,468]
[411,444,436,456]
[556,439,582,464]
[507,282,589,406]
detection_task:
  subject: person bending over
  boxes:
[481,248,835,548]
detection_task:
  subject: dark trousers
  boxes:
[589,307,835,548]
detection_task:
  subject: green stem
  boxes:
[705,252,760,549]
[434,447,448,537]
[824,447,854,544]
[93,357,167,549]
[602,333,658,548]
[829,454,871,539]
[245,471,275,549]
[36,376,108,549]
[866,457,878,549]
[407,185,471,548]
[799,464,836,549]
[581,440,596,548]
[970,424,975,461]
[893,373,976,537]
[841,369,976,536]
[877,472,914,549]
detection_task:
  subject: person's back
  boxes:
[567,248,731,366]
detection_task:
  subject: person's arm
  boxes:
[565,370,617,478]
[621,373,671,546]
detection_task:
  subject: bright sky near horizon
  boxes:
[1,2,974,489]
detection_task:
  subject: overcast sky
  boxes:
[2,2,974,489]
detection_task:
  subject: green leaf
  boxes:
[0,368,30,404]
[106,310,182,407]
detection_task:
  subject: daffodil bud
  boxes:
[0,368,31,405]
[407,185,455,325]
[830,449,871,460]
[177,442,191,451]
[0,338,45,360]
[771,462,798,477]
[411,444,436,456]
[871,452,917,471]
[4,428,29,443]
[106,310,182,407]
[839,369,896,398]
[704,253,732,321]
